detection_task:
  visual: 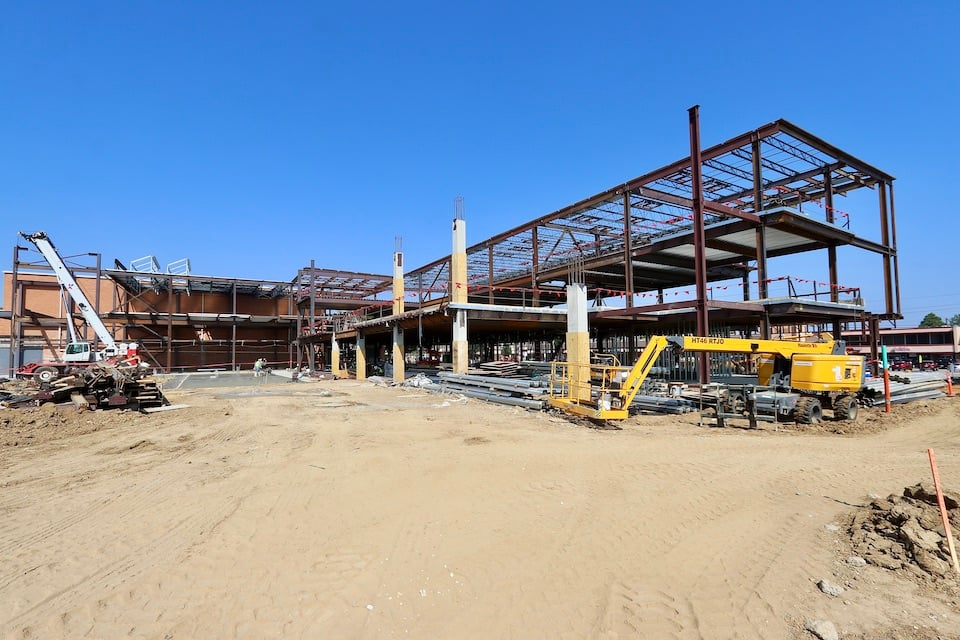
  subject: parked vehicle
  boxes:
[920,361,939,371]
[890,360,913,371]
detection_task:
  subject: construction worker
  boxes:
[253,358,263,377]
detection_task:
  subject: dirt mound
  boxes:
[0,404,147,447]
[846,483,960,583]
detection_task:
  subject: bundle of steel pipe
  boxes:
[629,394,699,414]
[860,373,948,407]
[437,372,548,410]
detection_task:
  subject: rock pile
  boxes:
[847,483,960,580]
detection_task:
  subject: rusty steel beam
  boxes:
[776,120,895,183]
[689,106,709,386]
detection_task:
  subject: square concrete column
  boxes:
[392,324,405,383]
[566,283,591,402]
[451,218,469,373]
[453,309,468,374]
[356,334,366,381]
[331,334,341,378]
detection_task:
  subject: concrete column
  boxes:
[451,217,469,373]
[566,283,591,402]
[392,325,405,383]
[451,218,467,304]
[356,333,366,381]
[393,251,405,315]
[453,309,468,374]
[331,334,341,378]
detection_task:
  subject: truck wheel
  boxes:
[794,397,822,424]
[833,394,859,421]
[35,366,59,384]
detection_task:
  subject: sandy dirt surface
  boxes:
[1,376,959,639]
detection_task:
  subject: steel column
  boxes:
[231,281,237,372]
[751,135,769,338]
[9,245,21,375]
[166,278,173,372]
[878,180,894,314]
[488,246,494,304]
[531,226,539,306]
[888,182,901,317]
[689,106,709,383]
[623,191,634,307]
[824,169,839,300]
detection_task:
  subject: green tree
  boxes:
[949,313,960,327]
[919,313,945,328]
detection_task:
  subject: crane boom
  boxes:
[19,231,119,355]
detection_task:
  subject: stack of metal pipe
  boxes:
[437,372,549,410]
[860,371,948,407]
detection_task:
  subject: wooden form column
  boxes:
[392,244,405,383]
[451,217,469,374]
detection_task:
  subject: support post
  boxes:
[392,324,405,383]
[689,105,709,384]
[566,281,591,402]
[167,277,174,372]
[331,334,341,378]
[451,216,469,374]
[393,239,404,316]
[9,244,21,375]
[357,333,366,381]
[623,191,634,307]
[879,181,894,315]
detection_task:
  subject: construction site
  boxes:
[2,111,959,639]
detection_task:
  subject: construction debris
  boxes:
[1,362,167,412]
[845,483,960,581]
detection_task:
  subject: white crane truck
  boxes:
[15,231,139,383]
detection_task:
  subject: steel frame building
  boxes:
[327,111,899,373]
[3,111,900,376]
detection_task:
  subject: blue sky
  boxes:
[2,1,957,326]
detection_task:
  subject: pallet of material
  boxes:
[477,361,520,376]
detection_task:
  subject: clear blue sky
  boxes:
[2,1,957,326]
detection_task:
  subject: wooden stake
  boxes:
[883,368,891,413]
[927,448,960,575]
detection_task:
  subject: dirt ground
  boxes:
[1,376,959,639]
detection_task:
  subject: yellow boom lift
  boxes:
[548,335,865,424]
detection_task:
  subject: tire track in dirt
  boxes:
[1,490,245,638]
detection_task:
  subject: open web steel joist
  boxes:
[401,118,899,324]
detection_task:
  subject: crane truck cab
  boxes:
[19,342,141,384]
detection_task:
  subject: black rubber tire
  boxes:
[35,366,59,384]
[794,396,823,425]
[725,390,746,414]
[833,394,859,421]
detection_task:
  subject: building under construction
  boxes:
[2,111,902,380]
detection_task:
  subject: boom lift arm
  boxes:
[549,334,863,422]
[19,231,120,358]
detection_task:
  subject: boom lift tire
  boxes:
[723,389,746,414]
[793,397,823,425]
[833,394,859,421]
[35,366,59,384]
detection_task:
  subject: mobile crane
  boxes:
[548,334,865,424]
[16,231,138,383]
